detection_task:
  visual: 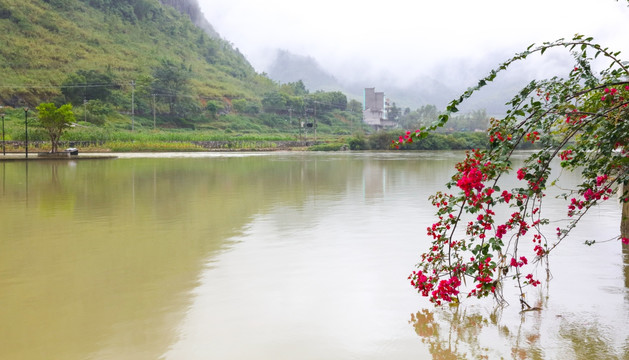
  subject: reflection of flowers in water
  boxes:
[410,309,436,338]
[410,306,492,359]
[409,247,629,359]
[410,302,629,359]
[409,305,542,360]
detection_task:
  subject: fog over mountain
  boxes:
[266,50,341,92]
[264,48,575,116]
[159,0,220,38]
[199,0,629,116]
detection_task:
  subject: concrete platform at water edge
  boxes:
[0,153,118,161]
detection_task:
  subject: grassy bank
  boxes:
[0,107,496,152]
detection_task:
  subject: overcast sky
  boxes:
[198,1,629,87]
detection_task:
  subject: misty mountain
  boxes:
[379,74,525,116]
[266,50,342,92]
[263,50,478,113]
[263,49,559,117]
[159,0,219,38]
[264,50,455,108]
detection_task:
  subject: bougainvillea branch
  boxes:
[399,34,629,309]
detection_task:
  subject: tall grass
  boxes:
[105,141,206,152]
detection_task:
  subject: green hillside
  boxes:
[0,0,368,139]
[0,0,274,115]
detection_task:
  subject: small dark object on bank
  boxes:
[65,148,79,155]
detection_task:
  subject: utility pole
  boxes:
[24,107,28,158]
[620,184,629,238]
[350,108,353,133]
[0,106,7,155]
[0,106,4,156]
[152,93,156,130]
[288,107,293,136]
[131,80,135,131]
[313,101,317,142]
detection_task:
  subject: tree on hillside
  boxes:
[261,91,289,114]
[36,103,75,153]
[397,33,629,309]
[279,80,309,96]
[61,69,117,105]
[387,102,402,122]
[307,91,347,113]
[84,0,151,23]
[151,59,192,116]
[399,104,439,129]
[348,99,362,113]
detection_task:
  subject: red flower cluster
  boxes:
[432,276,461,304]
[525,131,540,143]
[583,187,611,201]
[453,150,496,208]
[409,270,431,296]
[489,131,512,143]
[567,197,585,217]
[496,224,508,239]
[501,190,512,203]
[532,234,545,258]
[559,149,573,161]
[409,269,463,306]
[567,175,613,217]
[565,109,587,125]
[525,274,541,287]
[392,130,422,149]
[602,87,618,101]
[457,167,485,197]
[510,256,528,268]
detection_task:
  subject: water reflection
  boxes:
[1,156,307,359]
[625,244,629,299]
[0,152,627,359]
[411,307,494,360]
[411,288,629,360]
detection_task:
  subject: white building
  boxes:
[363,88,395,130]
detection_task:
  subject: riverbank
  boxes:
[0,131,495,153]
[0,153,118,161]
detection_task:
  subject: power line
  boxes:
[0,83,120,89]
[1,83,352,107]
[1,83,354,113]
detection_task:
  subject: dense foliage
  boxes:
[0,0,369,134]
[0,0,268,109]
[395,105,489,132]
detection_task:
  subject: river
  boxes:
[0,151,627,359]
